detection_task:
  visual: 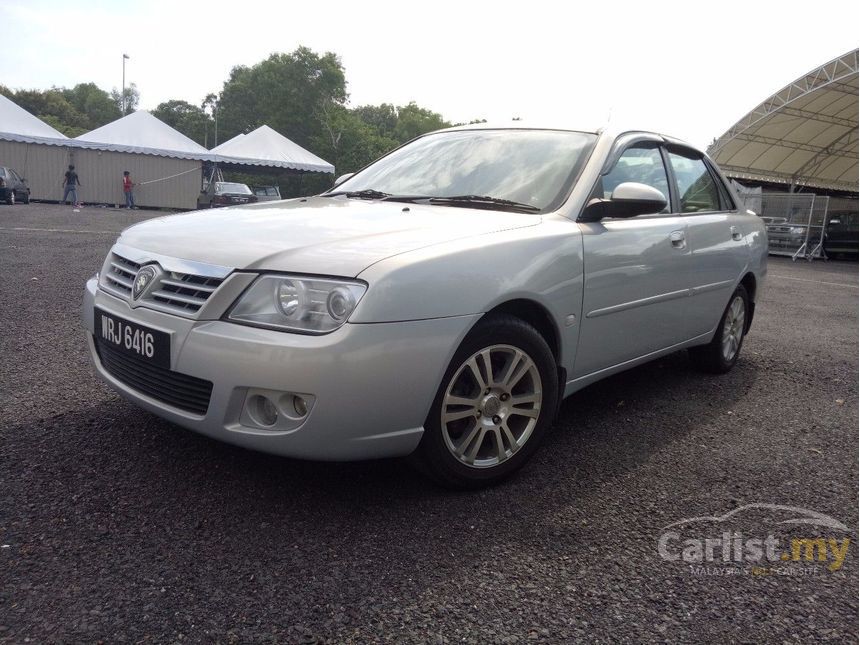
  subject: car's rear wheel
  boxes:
[21,191,30,204]
[414,314,558,488]
[689,284,749,374]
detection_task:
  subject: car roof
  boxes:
[426,121,704,156]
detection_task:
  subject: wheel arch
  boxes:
[484,298,562,365]
[739,272,757,333]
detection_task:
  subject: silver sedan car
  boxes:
[82,124,767,487]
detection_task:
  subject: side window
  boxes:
[602,145,670,212]
[668,151,722,213]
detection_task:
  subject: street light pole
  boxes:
[122,54,130,115]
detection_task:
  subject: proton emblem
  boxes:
[132,265,160,300]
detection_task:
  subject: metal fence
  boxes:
[734,192,854,261]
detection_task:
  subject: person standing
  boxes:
[62,165,81,206]
[122,171,136,209]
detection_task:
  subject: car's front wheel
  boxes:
[414,314,558,488]
[5,191,14,206]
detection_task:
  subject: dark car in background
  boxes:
[824,211,859,257]
[197,182,258,209]
[763,218,808,253]
[0,166,31,205]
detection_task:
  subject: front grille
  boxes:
[150,273,223,312]
[94,337,213,415]
[105,254,140,295]
[101,251,224,315]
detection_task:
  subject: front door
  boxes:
[574,144,691,378]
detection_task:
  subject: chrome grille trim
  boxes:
[98,246,229,317]
[103,254,140,296]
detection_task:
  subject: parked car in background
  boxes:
[0,166,31,205]
[253,186,282,202]
[197,182,258,209]
[83,123,766,488]
[762,214,811,253]
[824,211,859,257]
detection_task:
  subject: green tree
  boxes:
[392,102,450,143]
[152,99,212,146]
[9,88,88,136]
[216,46,347,149]
[313,103,399,175]
[39,114,87,137]
[62,83,120,129]
[111,83,140,115]
[351,103,398,139]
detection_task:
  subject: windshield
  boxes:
[216,182,251,195]
[333,129,597,212]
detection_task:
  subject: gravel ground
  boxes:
[1,203,857,643]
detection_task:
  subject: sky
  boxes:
[2,0,858,149]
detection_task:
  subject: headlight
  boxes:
[789,226,805,235]
[228,275,367,334]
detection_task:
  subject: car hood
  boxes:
[118,196,540,276]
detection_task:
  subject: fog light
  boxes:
[249,395,278,426]
[292,395,308,418]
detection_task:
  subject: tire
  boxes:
[21,191,30,204]
[6,191,14,206]
[413,313,559,489]
[689,284,749,374]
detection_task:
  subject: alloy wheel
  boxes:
[721,295,746,361]
[441,344,543,469]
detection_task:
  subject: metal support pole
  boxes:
[122,53,130,115]
[792,195,815,261]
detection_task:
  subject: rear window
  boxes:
[668,152,722,213]
[216,182,251,195]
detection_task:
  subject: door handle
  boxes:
[670,230,686,249]
[730,226,743,241]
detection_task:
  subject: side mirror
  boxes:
[333,172,354,188]
[581,182,668,222]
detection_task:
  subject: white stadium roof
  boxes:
[0,93,68,144]
[709,49,858,193]
[211,125,334,173]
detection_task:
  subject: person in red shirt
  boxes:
[122,170,136,209]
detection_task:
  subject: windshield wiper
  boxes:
[426,195,540,213]
[323,189,392,200]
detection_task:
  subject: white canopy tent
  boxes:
[0,94,71,201]
[211,125,334,173]
[75,110,213,161]
[0,93,68,145]
[709,49,858,193]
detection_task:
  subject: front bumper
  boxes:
[83,277,478,460]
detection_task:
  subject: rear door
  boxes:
[667,148,749,338]
[575,142,691,377]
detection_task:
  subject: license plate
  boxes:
[95,308,170,368]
